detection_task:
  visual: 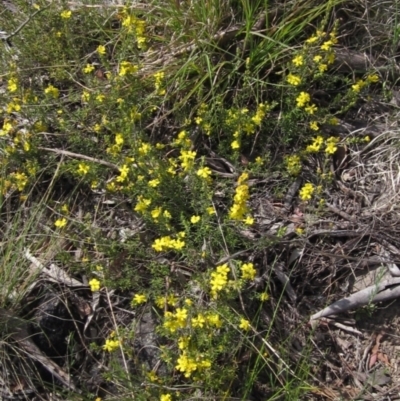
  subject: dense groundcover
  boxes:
[1,0,400,400]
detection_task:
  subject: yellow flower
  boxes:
[304,104,317,114]
[306,35,319,44]
[292,55,304,66]
[313,55,322,63]
[160,395,172,401]
[259,292,269,301]
[54,218,67,228]
[83,64,95,73]
[7,78,18,92]
[154,71,165,94]
[206,313,222,328]
[285,154,302,176]
[244,216,254,225]
[299,182,315,201]
[135,196,151,213]
[239,318,251,330]
[167,294,178,306]
[119,61,138,76]
[147,371,158,382]
[192,314,206,328]
[179,150,196,170]
[148,179,160,187]
[115,133,124,145]
[190,215,200,224]
[309,121,319,131]
[296,92,310,107]
[327,53,335,64]
[364,135,370,142]
[97,45,106,55]
[89,278,101,291]
[77,163,90,175]
[287,74,301,86]
[178,336,190,350]
[231,140,240,149]
[184,298,193,306]
[102,338,120,352]
[175,352,198,377]
[81,91,90,102]
[321,40,334,51]
[60,10,71,19]
[151,207,162,220]
[132,294,147,305]
[352,80,365,93]
[210,264,230,298]
[197,167,212,179]
[318,64,328,73]
[325,136,339,154]
[241,262,256,280]
[366,74,379,83]
[44,84,59,98]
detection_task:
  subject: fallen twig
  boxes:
[38,146,120,172]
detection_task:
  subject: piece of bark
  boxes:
[310,277,400,322]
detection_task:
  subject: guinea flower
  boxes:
[103,338,120,352]
[83,64,95,73]
[197,167,212,179]
[7,77,18,92]
[54,217,67,228]
[325,136,339,154]
[190,215,200,224]
[352,80,365,93]
[148,179,160,187]
[44,84,59,98]
[366,74,379,83]
[132,294,147,305]
[285,155,302,176]
[241,262,256,280]
[77,163,90,175]
[97,45,106,55]
[296,92,310,107]
[318,64,328,73]
[306,136,324,152]
[239,318,251,331]
[244,216,254,225]
[299,182,315,201]
[292,55,304,66]
[321,40,334,51]
[175,352,198,377]
[89,278,101,291]
[231,140,240,149]
[210,263,230,298]
[287,74,301,86]
[60,10,71,19]
[304,104,318,114]
[191,314,206,328]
